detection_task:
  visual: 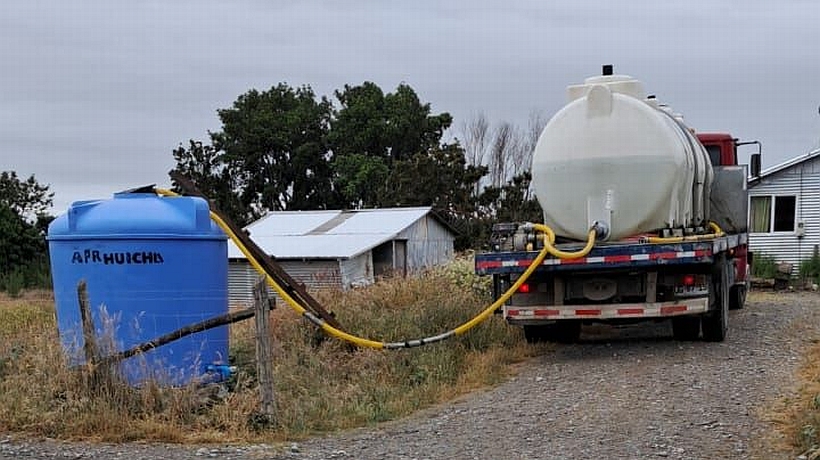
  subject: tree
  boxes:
[212,84,337,220]
[461,113,491,196]
[170,139,250,226]
[329,82,456,208]
[0,171,53,223]
[0,204,46,271]
[0,172,53,292]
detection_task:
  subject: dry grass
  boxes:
[0,260,541,443]
[754,291,820,456]
[764,340,820,456]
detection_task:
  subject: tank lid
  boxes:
[567,73,645,102]
[47,193,226,240]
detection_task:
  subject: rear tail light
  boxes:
[683,275,696,286]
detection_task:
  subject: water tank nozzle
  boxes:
[592,221,610,241]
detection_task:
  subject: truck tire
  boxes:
[703,257,729,342]
[729,285,747,310]
[523,321,581,344]
[672,316,700,341]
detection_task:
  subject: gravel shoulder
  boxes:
[2,291,818,459]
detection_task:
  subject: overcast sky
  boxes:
[2,1,819,212]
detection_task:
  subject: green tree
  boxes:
[329,82,455,208]
[0,204,46,270]
[170,139,250,226]
[212,84,337,219]
[0,172,53,293]
[0,171,53,222]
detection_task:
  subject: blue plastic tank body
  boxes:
[47,193,228,385]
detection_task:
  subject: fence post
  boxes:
[77,280,99,366]
[253,276,276,420]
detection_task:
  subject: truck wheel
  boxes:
[672,316,700,341]
[703,257,729,342]
[729,285,747,310]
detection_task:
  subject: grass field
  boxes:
[0,259,541,442]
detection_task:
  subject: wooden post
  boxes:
[77,280,99,366]
[253,276,276,419]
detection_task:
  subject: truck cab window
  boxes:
[705,145,722,166]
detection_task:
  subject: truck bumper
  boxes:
[505,297,709,324]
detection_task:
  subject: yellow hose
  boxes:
[534,223,596,259]
[645,222,725,243]
[154,188,595,348]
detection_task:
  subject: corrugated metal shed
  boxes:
[228,207,442,259]
[748,148,820,273]
[227,207,456,305]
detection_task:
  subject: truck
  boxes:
[475,66,761,343]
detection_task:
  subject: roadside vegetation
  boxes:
[0,258,541,443]
[751,253,780,279]
[761,289,820,457]
[769,331,820,456]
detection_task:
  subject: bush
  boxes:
[752,253,780,279]
[799,245,820,285]
[0,258,51,297]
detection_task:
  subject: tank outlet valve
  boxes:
[592,221,610,241]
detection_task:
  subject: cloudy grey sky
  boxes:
[2,1,819,212]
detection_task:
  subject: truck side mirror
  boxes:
[750,153,761,178]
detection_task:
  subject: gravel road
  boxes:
[2,292,818,460]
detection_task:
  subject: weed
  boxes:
[0,258,537,442]
[752,253,780,279]
[799,246,820,286]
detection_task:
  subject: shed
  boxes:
[747,148,820,272]
[227,207,456,306]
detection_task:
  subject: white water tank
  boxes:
[531,69,713,241]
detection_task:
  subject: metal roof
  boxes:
[228,207,439,259]
[749,147,820,186]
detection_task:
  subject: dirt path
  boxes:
[1,292,816,459]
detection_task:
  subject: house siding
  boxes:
[748,156,820,272]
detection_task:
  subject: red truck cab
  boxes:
[697,133,737,166]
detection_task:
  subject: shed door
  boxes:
[393,240,406,277]
[373,240,407,278]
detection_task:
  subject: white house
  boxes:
[227,207,456,306]
[748,148,820,272]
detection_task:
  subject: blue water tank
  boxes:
[47,192,228,385]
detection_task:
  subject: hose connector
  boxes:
[591,221,610,241]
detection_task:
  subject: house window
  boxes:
[750,195,796,233]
